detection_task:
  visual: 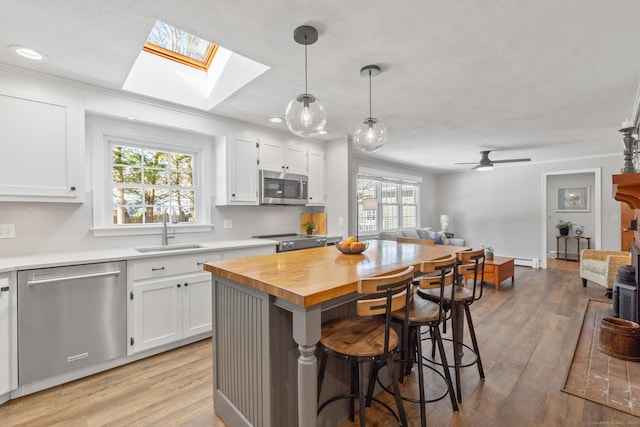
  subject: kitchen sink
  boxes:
[135,244,206,253]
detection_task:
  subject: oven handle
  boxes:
[27,270,122,286]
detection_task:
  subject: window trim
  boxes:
[90,117,213,237]
[356,167,421,235]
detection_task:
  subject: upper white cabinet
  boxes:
[307,146,326,205]
[215,135,259,205]
[258,137,308,175]
[0,91,82,202]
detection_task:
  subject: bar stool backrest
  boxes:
[457,248,486,301]
[418,254,457,323]
[357,266,414,360]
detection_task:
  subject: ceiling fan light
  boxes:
[477,165,494,172]
[354,117,386,152]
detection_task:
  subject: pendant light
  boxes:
[354,65,386,153]
[285,25,327,138]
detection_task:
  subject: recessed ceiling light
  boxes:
[318,129,329,135]
[10,45,47,61]
[269,117,284,123]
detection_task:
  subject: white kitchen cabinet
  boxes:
[307,147,326,205]
[215,136,259,205]
[258,137,308,175]
[0,91,82,202]
[128,246,274,354]
[128,252,220,354]
[0,272,15,399]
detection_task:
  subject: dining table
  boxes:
[204,239,469,426]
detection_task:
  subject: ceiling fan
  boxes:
[455,150,531,171]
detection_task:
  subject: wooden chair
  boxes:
[417,248,486,402]
[386,255,459,426]
[317,266,414,427]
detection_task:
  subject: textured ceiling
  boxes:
[2,0,640,172]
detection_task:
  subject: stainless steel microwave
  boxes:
[260,170,308,205]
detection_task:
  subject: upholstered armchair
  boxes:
[580,249,631,289]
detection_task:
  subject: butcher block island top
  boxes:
[204,239,469,307]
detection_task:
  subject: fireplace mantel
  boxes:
[613,173,640,209]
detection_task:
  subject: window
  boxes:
[111,144,196,225]
[143,21,218,71]
[357,173,420,233]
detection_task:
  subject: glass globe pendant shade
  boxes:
[285,93,327,138]
[354,117,386,153]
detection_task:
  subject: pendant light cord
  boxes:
[368,69,372,119]
[304,35,308,95]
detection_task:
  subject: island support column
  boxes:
[276,299,322,427]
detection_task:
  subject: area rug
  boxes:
[562,298,640,416]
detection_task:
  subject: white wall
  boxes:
[436,154,622,263]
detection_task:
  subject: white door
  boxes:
[285,143,308,175]
[182,273,212,338]
[132,278,182,353]
[229,137,258,203]
[307,148,326,205]
[258,138,285,172]
[0,276,10,395]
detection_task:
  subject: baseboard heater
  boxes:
[512,257,540,269]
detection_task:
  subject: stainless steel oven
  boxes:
[260,170,308,205]
[255,233,327,252]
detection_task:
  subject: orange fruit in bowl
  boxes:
[345,236,357,244]
[350,242,366,253]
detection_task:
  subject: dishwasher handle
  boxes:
[27,270,122,286]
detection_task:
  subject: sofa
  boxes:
[377,228,465,247]
[580,249,631,290]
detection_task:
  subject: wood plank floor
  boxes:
[1,266,638,426]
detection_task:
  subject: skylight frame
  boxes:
[143,21,218,71]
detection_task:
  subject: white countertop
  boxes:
[0,239,278,273]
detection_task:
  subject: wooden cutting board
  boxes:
[301,213,327,235]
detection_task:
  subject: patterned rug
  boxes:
[562,299,640,416]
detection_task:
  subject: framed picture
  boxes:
[556,186,590,212]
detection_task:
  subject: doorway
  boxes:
[541,168,601,269]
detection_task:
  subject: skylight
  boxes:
[123,21,269,111]
[143,21,217,71]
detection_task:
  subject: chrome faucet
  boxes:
[162,206,178,246]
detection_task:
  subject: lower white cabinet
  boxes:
[0,272,15,398]
[130,272,211,354]
[128,245,275,355]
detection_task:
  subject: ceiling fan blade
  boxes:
[491,158,531,164]
[454,162,481,165]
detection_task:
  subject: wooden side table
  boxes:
[465,256,515,291]
[556,236,591,261]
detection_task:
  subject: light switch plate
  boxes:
[223,219,233,229]
[0,224,15,238]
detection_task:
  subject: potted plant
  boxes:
[302,222,315,235]
[485,246,494,259]
[556,220,573,236]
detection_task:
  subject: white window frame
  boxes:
[90,116,213,237]
[356,167,421,235]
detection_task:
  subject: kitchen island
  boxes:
[204,240,469,426]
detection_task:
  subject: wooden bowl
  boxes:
[336,241,369,254]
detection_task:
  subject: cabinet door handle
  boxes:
[0,286,9,292]
[151,267,165,272]
[184,283,189,287]
[197,262,205,266]
[177,283,181,288]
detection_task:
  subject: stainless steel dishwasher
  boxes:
[17,261,126,385]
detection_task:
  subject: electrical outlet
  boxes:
[0,224,15,238]
[612,214,621,221]
[338,217,344,226]
[223,219,233,229]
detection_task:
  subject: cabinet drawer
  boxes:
[131,251,222,281]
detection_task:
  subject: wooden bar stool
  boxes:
[387,255,459,427]
[417,248,486,402]
[317,266,414,427]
